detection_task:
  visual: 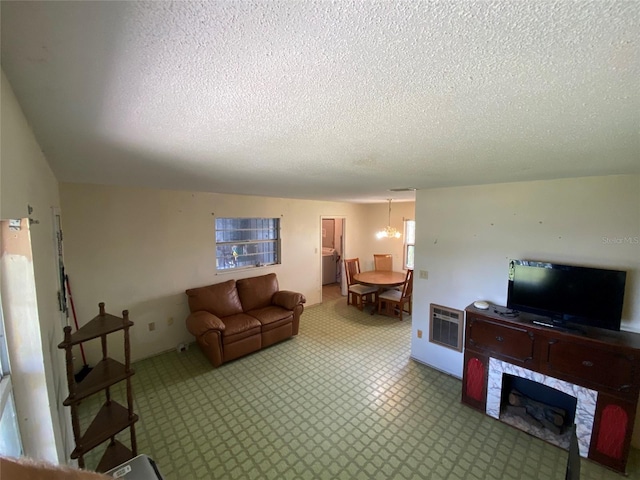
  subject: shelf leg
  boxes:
[130,422,138,456]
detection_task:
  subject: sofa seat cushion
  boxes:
[248,306,293,331]
[221,313,261,345]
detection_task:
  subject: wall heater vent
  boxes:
[429,304,464,352]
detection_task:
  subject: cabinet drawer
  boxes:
[466,316,535,365]
[546,340,637,394]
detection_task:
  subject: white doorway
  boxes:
[0,218,61,461]
[0,230,23,457]
[321,216,346,302]
[0,302,22,457]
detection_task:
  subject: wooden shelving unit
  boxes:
[59,302,138,472]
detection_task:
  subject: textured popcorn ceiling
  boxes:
[1,1,638,203]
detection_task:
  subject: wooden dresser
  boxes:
[462,303,640,473]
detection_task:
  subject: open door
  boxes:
[320,217,346,302]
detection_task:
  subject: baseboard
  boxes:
[410,355,462,381]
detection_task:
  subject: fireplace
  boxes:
[486,358,597,457]
[463,305,640,473]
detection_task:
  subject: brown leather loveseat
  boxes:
[185,273,306,367]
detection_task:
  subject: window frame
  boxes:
[404,219,415,270]
[215,217,281,272]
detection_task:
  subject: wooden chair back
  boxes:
[401,269,414,299]
[344,258,361,287]
[373,254,393,271]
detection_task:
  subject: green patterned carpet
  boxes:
[79,296,640,479]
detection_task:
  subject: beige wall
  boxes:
[0,70,70,462]
[410,174,640,444]
[359,201,414,273]
[411,174,640,376]
[1,62,414,461]
[59,183,415,363]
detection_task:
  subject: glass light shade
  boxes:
[376,226,402,239]
[376,199,402,239]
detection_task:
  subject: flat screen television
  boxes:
[506,260,626,331]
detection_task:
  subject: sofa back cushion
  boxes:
[186,279,243,317]
[237,273,279,312]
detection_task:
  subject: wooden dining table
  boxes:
[352,271,406,314]
[353,270,406,288]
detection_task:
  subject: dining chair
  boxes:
[373,254,393,271]
[378,269,413,320]
[344,258,378,311]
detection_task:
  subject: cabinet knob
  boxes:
[582,360,594,367]
[496,336,504,342]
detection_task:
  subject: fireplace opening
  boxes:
[500,374,578,449]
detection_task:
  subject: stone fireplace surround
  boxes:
[462,303,640,473]
[486,357,597,457]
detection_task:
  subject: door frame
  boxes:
[320,216,347,301]
[0,244,23,458]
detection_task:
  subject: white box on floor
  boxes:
[105,454,164,479]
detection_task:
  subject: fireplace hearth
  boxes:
[501,406,574,449]
[487,357,597,456]
[500,374,578,446]
[506,389,568,435]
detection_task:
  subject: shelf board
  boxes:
[96,440,134,473]
[64,358,134,405]
[58,314,134,347]
[71,401,138,458]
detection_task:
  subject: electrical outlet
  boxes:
[419,270,428,279]
[167,317,174,326]
[148,322,155,332]
[417,329,423,339]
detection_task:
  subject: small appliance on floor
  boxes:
[105,455,164,480]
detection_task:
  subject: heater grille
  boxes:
[430,304,463,351]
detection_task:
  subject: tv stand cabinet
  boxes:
[462,303,640,474]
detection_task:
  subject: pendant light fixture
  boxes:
[376,199,401,239]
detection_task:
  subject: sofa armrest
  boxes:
[272,290,306,310]
[186,311,225,337]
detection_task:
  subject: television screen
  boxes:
[507,260,626,331]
